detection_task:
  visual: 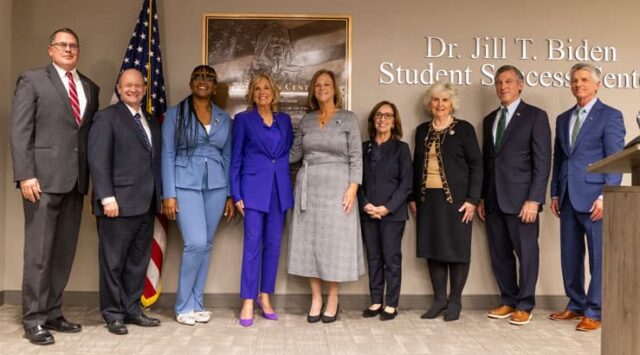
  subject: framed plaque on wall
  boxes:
[203,13,352,122]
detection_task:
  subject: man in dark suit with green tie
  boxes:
[478,65,551,326]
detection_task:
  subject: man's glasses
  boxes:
[50,42,79,52]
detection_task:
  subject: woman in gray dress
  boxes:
[289,69,364,323]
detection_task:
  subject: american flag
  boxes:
[113,0,166,116]
[113,0,168,308]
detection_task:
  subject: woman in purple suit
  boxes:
[230,73,294,327]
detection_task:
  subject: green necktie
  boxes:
[495,107,507,149]
[571,108,585,149]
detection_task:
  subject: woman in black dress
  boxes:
[358,101,412,321]
[409,81,482,321]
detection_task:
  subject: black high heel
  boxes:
[307,303,324,323]
[322,304,339,323]
[421,303,447,319]
[444,303,461,321]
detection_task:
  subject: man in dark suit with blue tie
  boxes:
[478,65,551,326]
[88,68,162,335]
[10,28,99,345]
[549,63,625,332]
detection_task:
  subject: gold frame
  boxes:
[202,13,352,112]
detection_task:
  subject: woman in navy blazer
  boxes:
[358,101,412,321]
[230,73,294,327]
[162,65,235,325]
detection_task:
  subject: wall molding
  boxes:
[1,291,568,311]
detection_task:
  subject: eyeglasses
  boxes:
[50,42,79,51]
[374,112,395,120]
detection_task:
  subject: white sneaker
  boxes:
[194,310,212,323]
[176,312,196,325]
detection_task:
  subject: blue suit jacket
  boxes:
[230,109,294,213]
[551,99,625,212]
[161,101,231,199]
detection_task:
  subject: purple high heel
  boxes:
[239,303,254,327]
[255,297,279,320]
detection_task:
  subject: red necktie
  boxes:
[66,71,82,127]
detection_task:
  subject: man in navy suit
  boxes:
[478,65,551,326]
[549,63,625,331]
[88,69,162,335]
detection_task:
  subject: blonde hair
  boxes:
[245,73,280,112]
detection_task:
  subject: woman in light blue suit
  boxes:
[162,65,235,325]
[230,73,294,327]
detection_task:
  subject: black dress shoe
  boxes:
[380,308,398,321]
[322,304,339,323]
[44,316,82,333]
[24,325,54,345]
[124,313,161,327]
[307,303,324,323]
[362,306,383,318]
[421,303,447,319]
[106,319,128,335]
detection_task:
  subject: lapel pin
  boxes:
[336,119,342,125]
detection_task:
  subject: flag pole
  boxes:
[146,0,153,114]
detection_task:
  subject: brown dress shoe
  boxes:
[576,317,600,331]
[549,310,583,321]
[487,305,515,319]
[509,310,532,325]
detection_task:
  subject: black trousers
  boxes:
[361,219,405,307]
[97,210,154,322]
[485,210,539,311]
[22,187,83,328]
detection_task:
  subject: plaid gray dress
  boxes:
[288,110,365,282]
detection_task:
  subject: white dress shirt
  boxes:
[52,63,87,119]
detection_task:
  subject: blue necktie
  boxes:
[133,113,152,152]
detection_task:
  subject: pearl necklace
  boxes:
[432,116,453,131]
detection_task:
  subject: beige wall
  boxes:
[3,0,639,298]
[0,0,13,292]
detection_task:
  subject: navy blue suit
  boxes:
[550,99,625,320]
[230,109,293,299]
[482,100,551,312]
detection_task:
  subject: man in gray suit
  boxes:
[10,28,100,345]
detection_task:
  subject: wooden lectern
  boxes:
[587,144,640,355]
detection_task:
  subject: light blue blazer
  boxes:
[162,101,232,198]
